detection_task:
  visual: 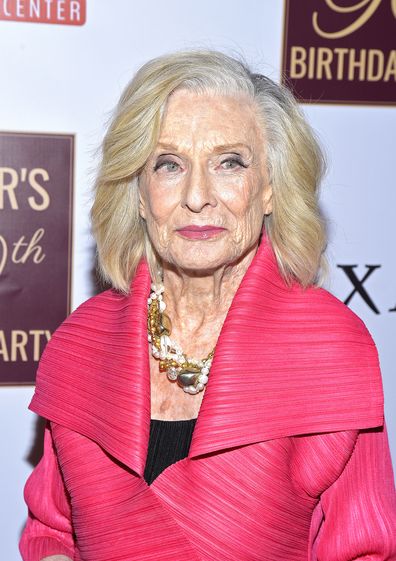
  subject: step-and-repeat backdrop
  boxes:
[0,1,394,558]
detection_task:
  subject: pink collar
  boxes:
[30,235,384,476]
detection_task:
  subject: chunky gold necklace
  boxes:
[147,284,214,394]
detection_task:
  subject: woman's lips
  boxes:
[176,225,226,240]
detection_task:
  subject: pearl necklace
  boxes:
[147,284,214,394]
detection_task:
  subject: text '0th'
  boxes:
[0,228,46,275]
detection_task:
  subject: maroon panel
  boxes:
[0,132,73,384]
[282,0,396,105]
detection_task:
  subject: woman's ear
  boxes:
[263,184,273,216]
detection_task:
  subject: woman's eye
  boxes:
[154,160,180,172]
[220,157,246,170]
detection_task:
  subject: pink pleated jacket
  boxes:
[20,237,396,561]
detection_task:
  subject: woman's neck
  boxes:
[161,245,257,337]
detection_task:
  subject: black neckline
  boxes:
[144,417,197,485]
[150,418,198,423]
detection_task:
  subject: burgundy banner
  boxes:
[282,0,396,105]
[0,0,86,25]
[0,132,73,384]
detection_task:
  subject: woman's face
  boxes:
[138,89,272,274]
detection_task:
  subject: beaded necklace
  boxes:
[147,284,214,394]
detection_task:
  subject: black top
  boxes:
[144,418,197,485]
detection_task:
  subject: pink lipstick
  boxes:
[176,225,226,240]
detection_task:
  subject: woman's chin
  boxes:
[160,243,257,276]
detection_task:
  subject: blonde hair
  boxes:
[91,50,327,293]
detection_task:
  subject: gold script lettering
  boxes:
[312,0,383,39]
[0,235,7,275]
[12,228,46,265]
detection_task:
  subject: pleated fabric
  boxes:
[20,235,396,561]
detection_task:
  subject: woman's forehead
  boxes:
[157,90,264,152]
[163,88,256,121]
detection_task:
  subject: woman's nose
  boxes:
[181,163,217,213]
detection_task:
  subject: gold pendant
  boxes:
[177,370,200,388]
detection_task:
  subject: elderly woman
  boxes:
[20,50,395,561]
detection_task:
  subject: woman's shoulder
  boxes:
[33,288,132,379]
[274,278,382,371]
[29,287,136,426]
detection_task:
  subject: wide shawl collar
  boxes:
[30,234,384,477]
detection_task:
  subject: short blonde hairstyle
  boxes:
[91,50,327,293]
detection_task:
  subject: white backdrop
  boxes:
[0,2,394,559]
